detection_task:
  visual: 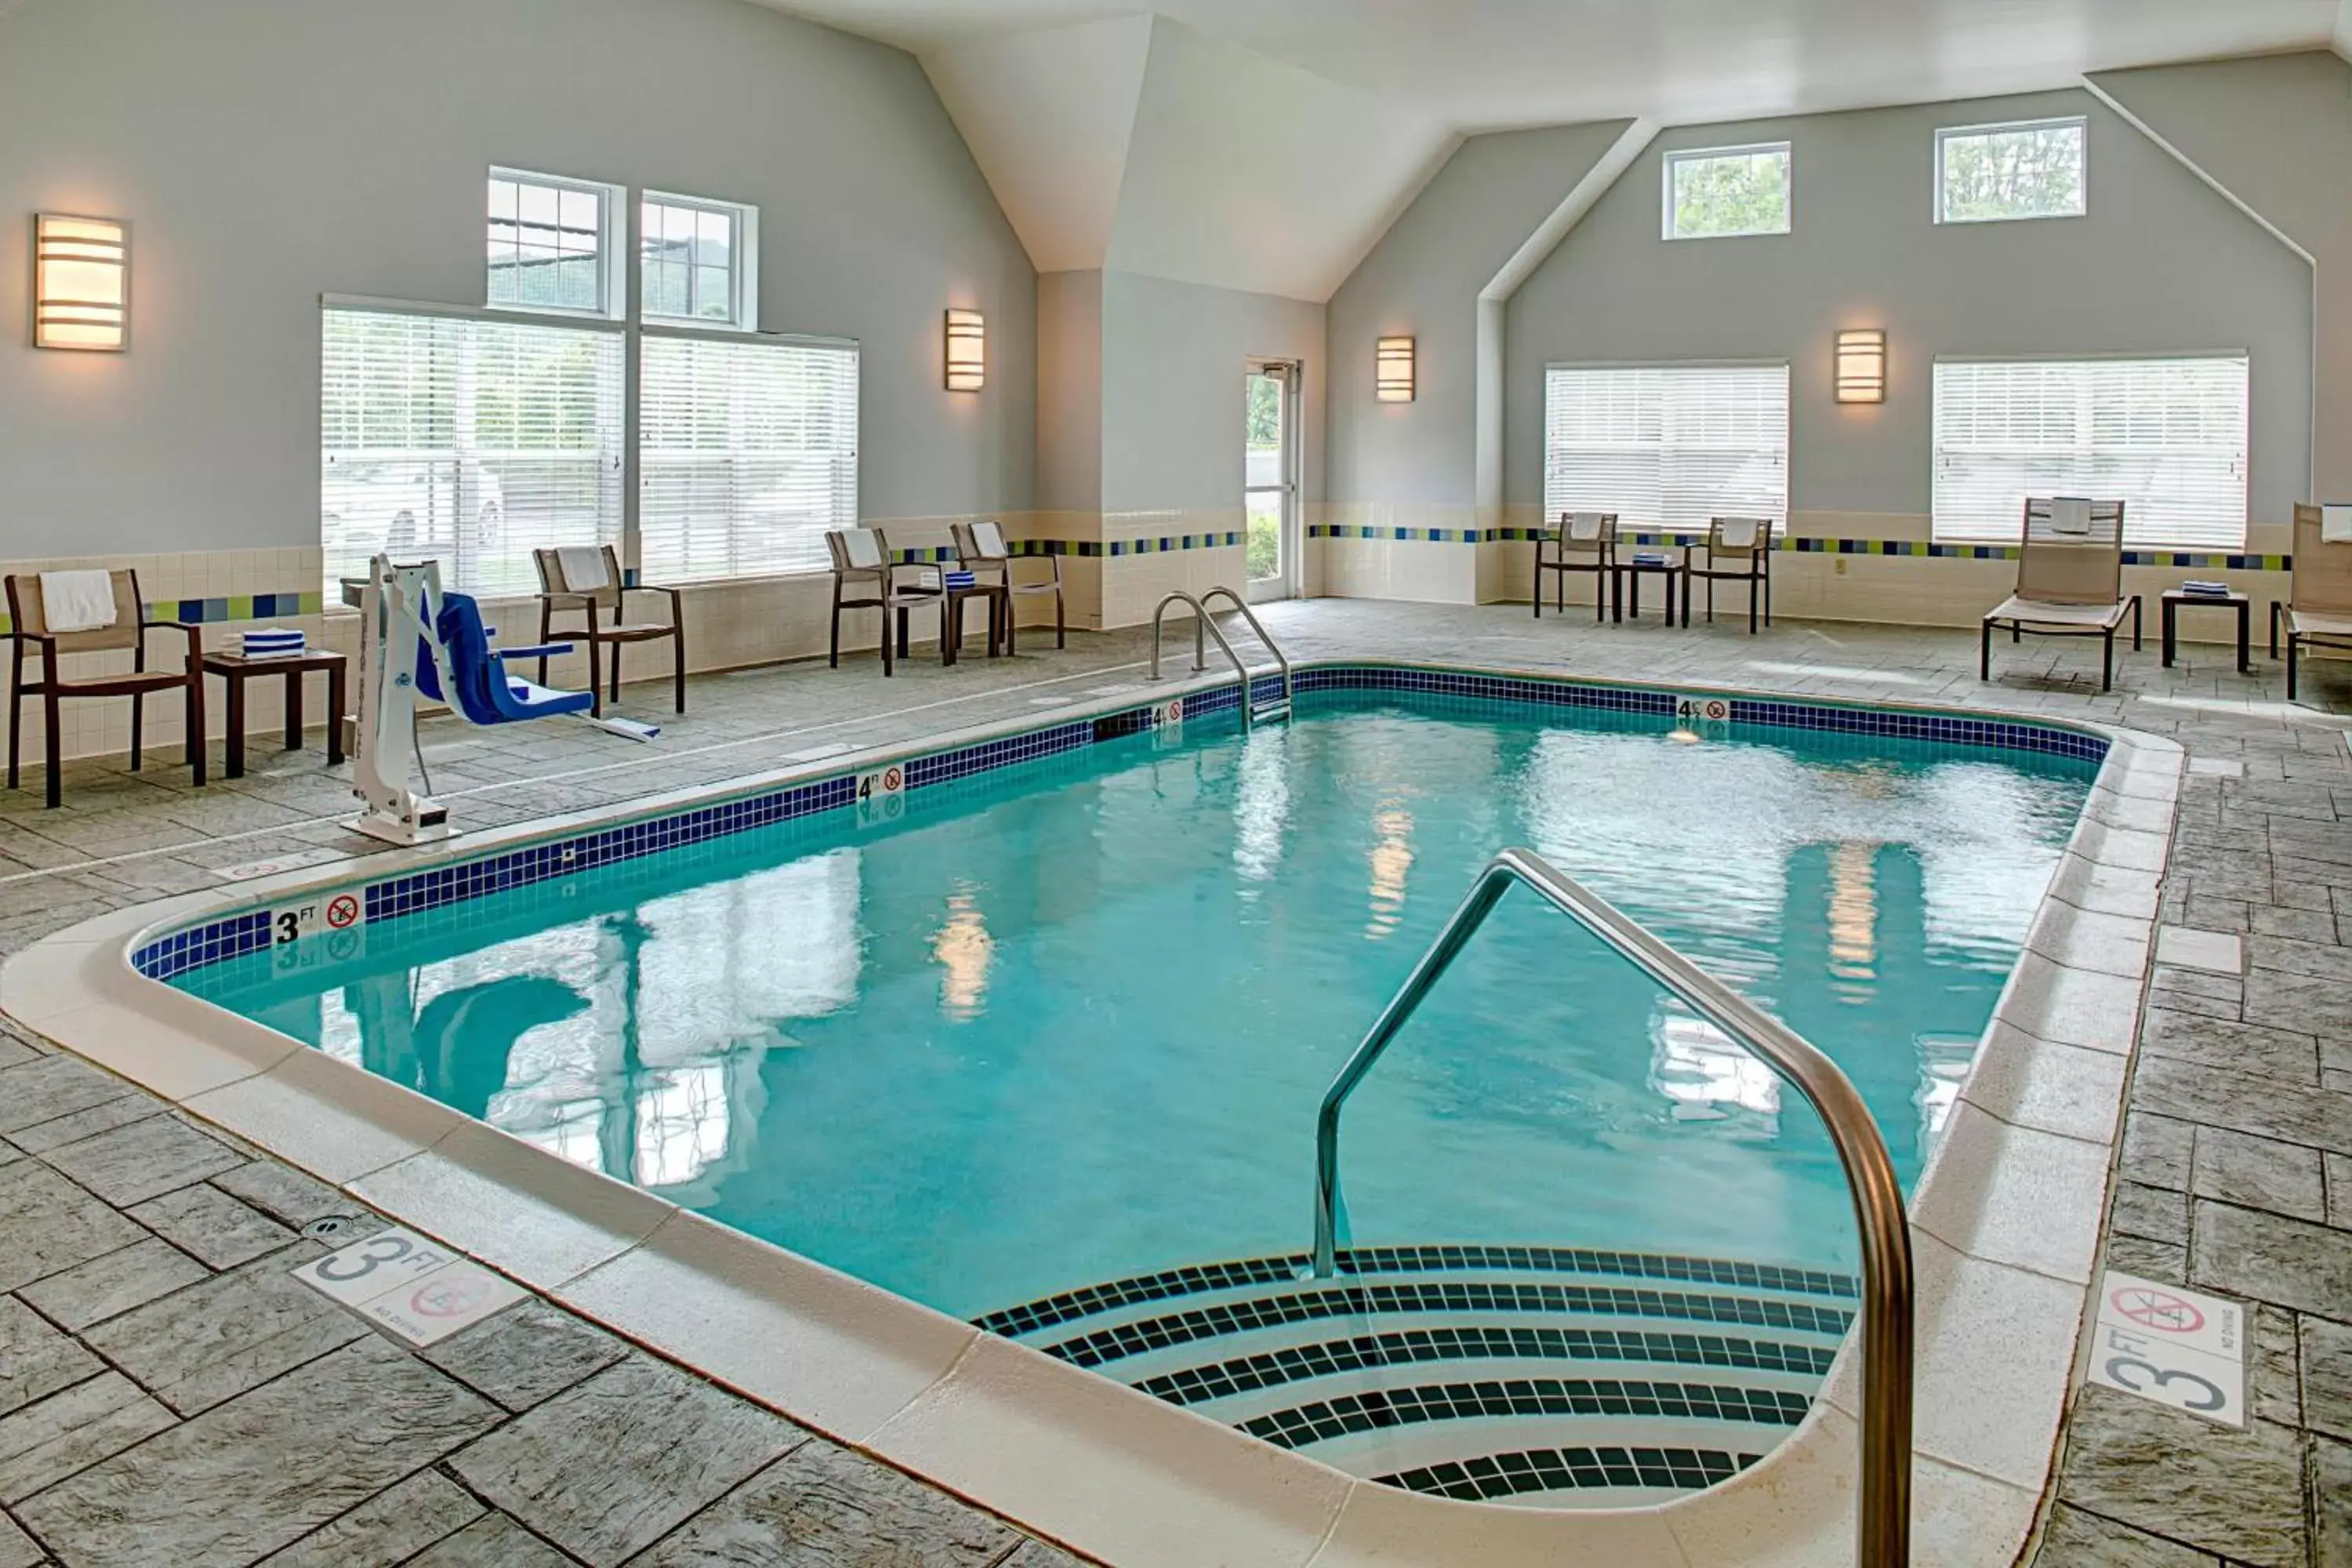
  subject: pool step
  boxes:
[972,1246,1854,1508]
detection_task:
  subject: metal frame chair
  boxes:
[2279,504,2352,701]
[827,527,942,677]
[1980,498,2141,692]
[1533,511,1620,621]
[532,545,686,716]
[5,569,206,808]
[1689,516,1775,633]
[953,519,1063,650]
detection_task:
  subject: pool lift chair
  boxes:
[350,554,658,846]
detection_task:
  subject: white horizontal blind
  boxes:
[1933,357,2249,549]
[321,307,624,597]
[638,334,859,583]
[1544,364,1790,532]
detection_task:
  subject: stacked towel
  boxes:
[236,626,307,659]
[2180,581,2232,598]
[38,570,117,633]
[942,570,978,590]
[1631,550,1671,568]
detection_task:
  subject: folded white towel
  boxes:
[1566,511,1607,543]
[2322,505,2352,544]
[556,546,611,590]
[38,570,118,633]
[2049,497,2094,536]
[1716,517,1761,550]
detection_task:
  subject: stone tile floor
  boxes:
[0,599,2347,1565]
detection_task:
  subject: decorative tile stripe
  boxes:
[1378,1445,1759,1502]
[1038,1282,1857,1373]
[0,591,326,637]
[1242,1377,1813,1451]
[137,664,2104,982]
[973,1245,1857,1341]
[893,535,1244,564]
[1134,1325,1840,1409]
[1311,524,2289,572]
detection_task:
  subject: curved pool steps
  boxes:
[974,1247,1852,1507]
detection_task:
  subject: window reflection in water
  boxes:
[1915,1035,1978,1163]
[1651,1010,1780,1127]
[632,1062,731,1187]
[933,886,994,1021]
[1365,808,1414,939]
[1827,840,1878,998]
[1232,729,1290,886]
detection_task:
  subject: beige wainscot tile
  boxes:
[1909,1101,2111,1284]
[183,1044,473,1184]
[1307,1479,1686,1568]
[558,1209,976,1445]
[1955,1021,2129,1145]
[867,1334,1353,1568]
[1821,1231,2085,1494]
[349,1120,673,1290]
[1991,951,2143,1056]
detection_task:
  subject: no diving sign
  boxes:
[292,1225,526,1347]
[2087,1271,2245,1428]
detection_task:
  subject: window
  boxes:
[1936,118,2086,223]
[1543,363,1791,532]
[1930,355,2249,549]
[487,169,622,318]
[638,332,859,582]
[321,305,626,596]
[1664,143,1791,240]
[641,193,757,329]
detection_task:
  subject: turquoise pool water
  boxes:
[178,693,2094,1318]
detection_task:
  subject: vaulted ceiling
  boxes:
[760,0,2350,299]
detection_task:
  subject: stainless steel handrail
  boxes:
[1311,848,1913,1566]
[1196,587,1293,715]
[1149,591,1261,728]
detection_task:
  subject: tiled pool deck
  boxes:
[0,600,2343,1566]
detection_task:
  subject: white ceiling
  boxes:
[771,0,2342,134]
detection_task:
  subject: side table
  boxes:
[201,649,349,779]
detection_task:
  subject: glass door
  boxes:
[1245,360,1300,602]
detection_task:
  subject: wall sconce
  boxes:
[1375,335,1415,403]
[34,214,129,352]
[1835,328,1885,405]
[944,307,984,392]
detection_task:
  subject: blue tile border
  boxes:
[134,665,2110,984]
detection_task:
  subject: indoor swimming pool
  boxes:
[164,679,2097,1324]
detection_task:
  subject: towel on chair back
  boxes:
[38,571,118,633]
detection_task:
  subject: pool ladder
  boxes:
[1148,588,1294,727]
[1310,848,1918,1566]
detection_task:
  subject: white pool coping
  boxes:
[0,662,2180,1568]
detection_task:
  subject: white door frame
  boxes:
[1245,358,1301,604]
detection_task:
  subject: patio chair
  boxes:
[2280,504,2352,700]
[1690,516,1775,633]
[5,568,206,808]
[953,519,1064,650]
[1533,511,1618,621]
[532,545,686,716]
[1980,498,2141,692]
[827,526,942,677]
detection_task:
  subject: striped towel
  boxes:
[942,570,978,590]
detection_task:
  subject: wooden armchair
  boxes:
[953,519,1065,649]
[5,568,206,808]
[531,545,686,716]
[827,527,942,677]
[1689,517,1776,633]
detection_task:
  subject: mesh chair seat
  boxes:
[1986,596,2133,630]
[2285,608,2352,641]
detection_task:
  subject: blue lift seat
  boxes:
[416,592,597,725]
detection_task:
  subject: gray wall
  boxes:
[2091,52,2351,499]
[1099,271,1323,514]
[1036,270,1103,513]
[0,0,1036,562]
[1502,89,2313,521]
[1326,122,1634,508]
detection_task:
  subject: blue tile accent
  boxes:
[135,665,2107,985]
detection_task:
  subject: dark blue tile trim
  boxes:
[135,665,2108,983]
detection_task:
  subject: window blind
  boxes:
[1543,363,1790,532]
[1932,356,2248,550]
[321,306,624,597]
[638,333,859,583]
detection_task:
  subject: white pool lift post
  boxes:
[350,554,659,847]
